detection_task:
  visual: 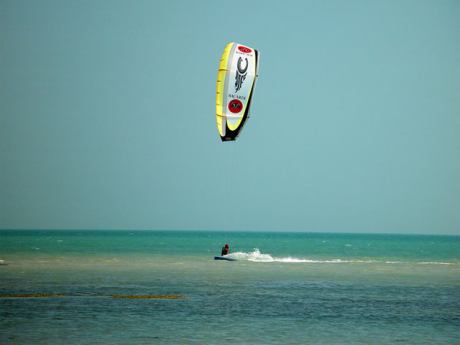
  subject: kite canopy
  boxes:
[215,42,259,141]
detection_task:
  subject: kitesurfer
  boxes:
[221,244,230,256]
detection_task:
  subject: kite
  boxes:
[215,42,259,141]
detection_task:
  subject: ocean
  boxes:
[0,230,459,344]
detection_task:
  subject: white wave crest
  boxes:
[224,249,458,266]
[226,249,377,264]
[418,261,453,265]
[227,249,275,262]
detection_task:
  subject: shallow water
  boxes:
[1,230,459,344]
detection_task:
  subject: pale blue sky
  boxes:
[1,0,459,234]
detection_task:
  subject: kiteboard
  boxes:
[214,256,237,261]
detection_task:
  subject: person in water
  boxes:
[221,244,229,256]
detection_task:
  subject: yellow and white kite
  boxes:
[215,42,259,141]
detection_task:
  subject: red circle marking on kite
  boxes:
[228,99,243,113]
[238,46,252,53]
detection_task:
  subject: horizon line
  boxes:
[1,228,459,236]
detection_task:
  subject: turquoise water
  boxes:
[1,230,459,344]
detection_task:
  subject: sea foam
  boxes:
[225,249,458,265]
[226,249,377,264]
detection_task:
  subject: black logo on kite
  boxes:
[228,99,243,113]
[235,57,248,93]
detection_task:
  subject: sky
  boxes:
[1,0,459,234]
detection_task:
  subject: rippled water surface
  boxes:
[1,230,459,344]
